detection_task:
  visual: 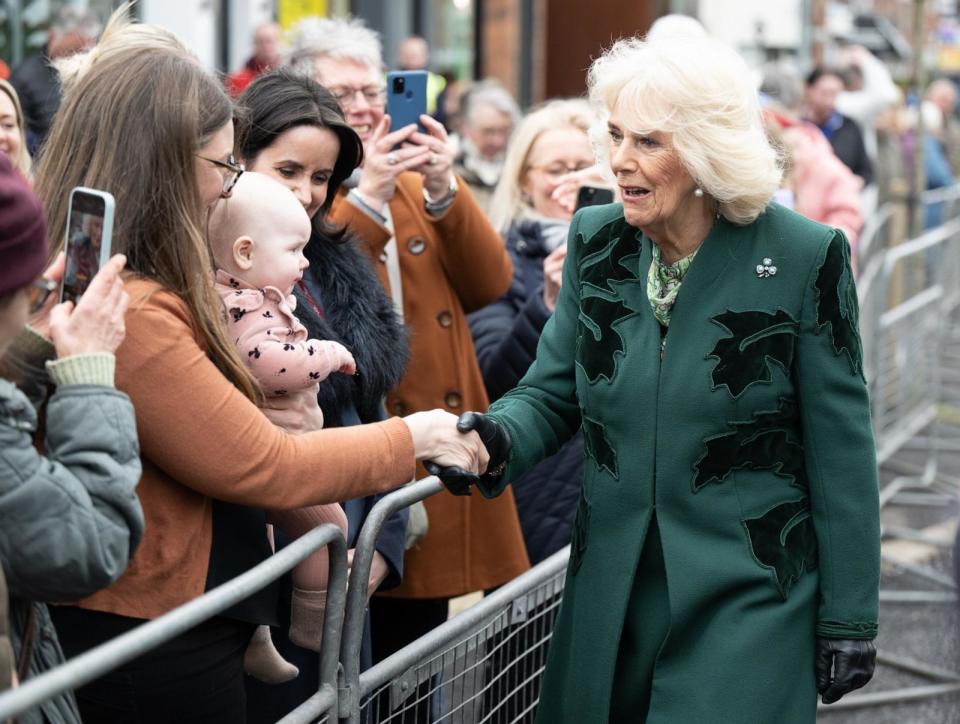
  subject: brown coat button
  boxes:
[407,237,426,255]
[444,391,462,409]
[437,310,453,328]
[390,400,406,416]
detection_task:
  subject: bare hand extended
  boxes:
[356,115,432,210]
[542,244,567,312]
[550,166,614,216]
[403,409,489,473]
[261,383,324,434]
[49,254,129,358]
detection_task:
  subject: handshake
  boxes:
[404,411,512,496]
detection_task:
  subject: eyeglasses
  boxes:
[26,278,58,314]
[528,162,595,179]
[196,154,245,195]
[328,85,386,109]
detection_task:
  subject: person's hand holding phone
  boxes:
[355,115,431,213]
[409,114,456,203]
[27,252,66,339]
[551,166,614,216]
[49,254,129,359]
[542,244,567,312]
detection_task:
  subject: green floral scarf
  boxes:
[647,244,698,328]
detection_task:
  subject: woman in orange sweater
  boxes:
[30,39,479,724]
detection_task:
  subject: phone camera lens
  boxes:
[393,77,405,93]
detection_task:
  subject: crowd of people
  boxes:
[1,5,940,723]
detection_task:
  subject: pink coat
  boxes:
[215,270,355,397]
[783,122,864,249]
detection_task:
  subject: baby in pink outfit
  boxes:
[210,172,354,683]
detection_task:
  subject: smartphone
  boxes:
[386,70,428,135]
[575,185,615,211]
[60,187,115,305]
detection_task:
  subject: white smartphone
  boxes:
[60,187,115,305]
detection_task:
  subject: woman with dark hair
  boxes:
[234,69,413,720]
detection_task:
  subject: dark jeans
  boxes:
[51,606,254,724]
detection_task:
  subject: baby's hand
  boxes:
[316,340,356,375]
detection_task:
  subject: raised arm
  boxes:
[119,284,415,510]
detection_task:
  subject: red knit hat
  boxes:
[0,152,48,297]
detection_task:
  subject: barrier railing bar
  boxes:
[0,523,349,723]
[879,590,958,604]
[878,285,944,328]
[817,682,960,711]
[882,218,960,270]
[337,476,444,722]
[876,652,960,683]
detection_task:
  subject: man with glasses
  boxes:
[288,16,528,689]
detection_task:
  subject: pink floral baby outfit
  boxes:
[214,270,354,398]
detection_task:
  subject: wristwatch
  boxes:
[423,175,458,216]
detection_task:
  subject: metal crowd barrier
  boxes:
[0,524,349,724]
[817,186,960,715]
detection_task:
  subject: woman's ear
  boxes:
[233,236,255,271]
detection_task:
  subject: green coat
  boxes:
[481,203,881,723]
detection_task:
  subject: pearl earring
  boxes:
[694,188,704,198]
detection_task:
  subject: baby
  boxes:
[209,172,355,683]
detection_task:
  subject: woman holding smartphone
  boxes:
[29,30,483,724]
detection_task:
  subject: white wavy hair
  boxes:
[487,98,596,233]
[587,33,782,225]
[288,16,383,76]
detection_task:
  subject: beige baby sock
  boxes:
[289,588,327,652]
[244,624,299,684]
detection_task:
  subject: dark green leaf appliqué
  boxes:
[582,416,618,478]
[707,310,799,398]
[693,397,806,492]
[570,490,591,574]
[577,287,636,384]
[743,499,818,599]
[815,233,864,379]
[575,218,641,385]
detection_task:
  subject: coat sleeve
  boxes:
[479,215,585,497]
[118,287,415,510]
[418,177,514,313]
[469,270,552,403]
[795,230,880,640]
[0,384,145,602]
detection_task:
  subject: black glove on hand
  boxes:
[423,460,478,496]
[423,412,512,497]
[815,637,877,704]
[457,412,512,483]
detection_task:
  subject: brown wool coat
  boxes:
[330,174,530,598]
[79,279,416,620]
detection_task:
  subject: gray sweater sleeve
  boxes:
[0,380,144,602]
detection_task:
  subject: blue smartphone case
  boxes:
[386,70,428,134]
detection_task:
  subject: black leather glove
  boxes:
[423,412,512,497]
[815,637,877,704]
[457,412,512,482]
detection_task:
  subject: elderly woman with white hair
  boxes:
[429,31,880,723]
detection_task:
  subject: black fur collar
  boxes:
[293,234,408,426]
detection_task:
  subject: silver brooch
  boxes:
[756,258,777,278]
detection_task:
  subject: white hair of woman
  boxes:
[288,16,383,76]
[587,33,782,225]
[487,98,596,233]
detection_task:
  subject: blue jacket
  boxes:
[468,219,584,565]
